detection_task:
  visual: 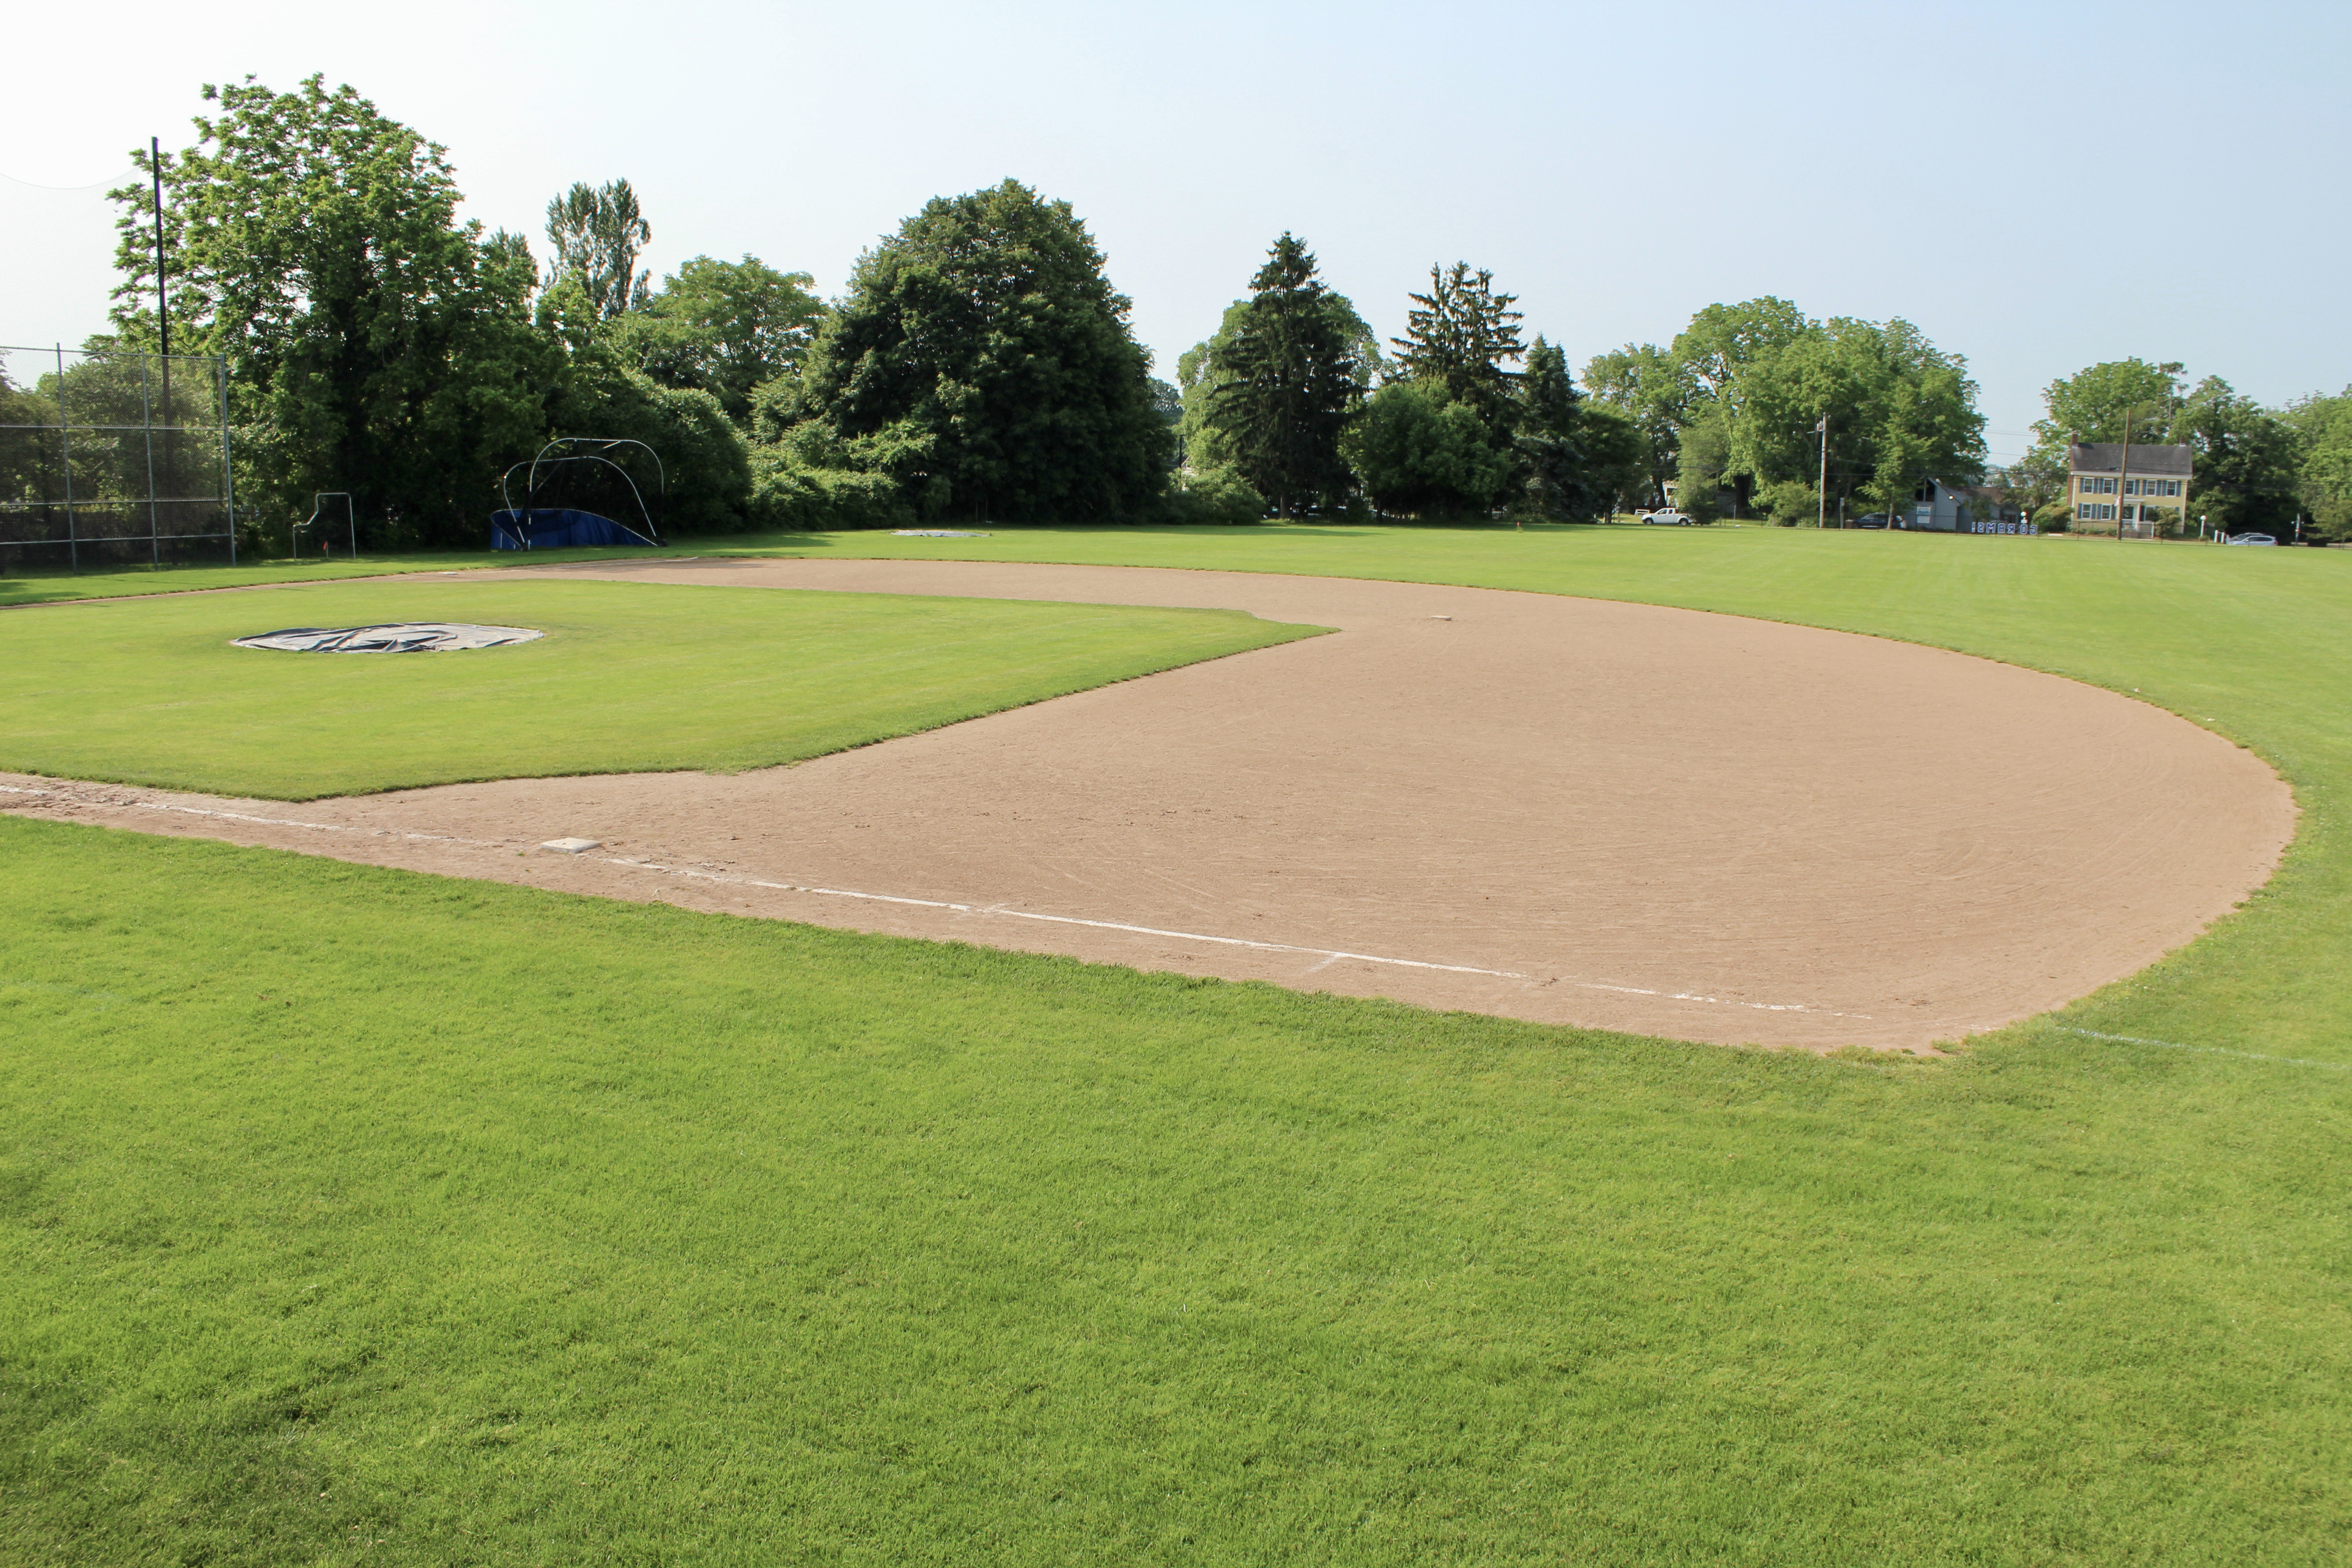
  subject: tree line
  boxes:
[1996,360,2348,539]
[64,74,2352,549]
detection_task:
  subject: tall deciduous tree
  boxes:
[611,255,827,426]
[2286,388,2352,541]
[1391,263,1526,438]
[1724,315,1984,523]
[1341,379,1516,516]
[545,179,652,320]
[1203,234,1366,515]
[2029,358,2185,457]
[1581,343,1688,506]
[2175,376,2304,537]
[781,180,1170,521]
[110,75,557,546]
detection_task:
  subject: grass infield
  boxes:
[4,524,2349,1563]
[0,579,1321,799]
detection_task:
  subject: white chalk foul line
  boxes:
[4,780,1859,1018]
[600,857,1524,977]
[2063,1026,2351,1073]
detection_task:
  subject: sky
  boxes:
[4,0,2347,469]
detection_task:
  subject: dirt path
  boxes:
[1,557,2294,1049]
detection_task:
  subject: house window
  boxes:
[2166,480,2182,496]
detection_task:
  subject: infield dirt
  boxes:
[0,557,2294,1049]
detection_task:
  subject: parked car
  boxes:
[1638,509,1694,526]
[1852,514,1889,529]
[2225,533,2278,546]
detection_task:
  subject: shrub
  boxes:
[1341,380,1514,516]
[746,453,916,532]
[1159,466,1266,527]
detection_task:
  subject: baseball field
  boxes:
[4,524,2347,1563]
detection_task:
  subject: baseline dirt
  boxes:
[1,558,2294,1049]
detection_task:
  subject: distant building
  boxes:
[2069,440,2191,534]
[1890,479,2026,533]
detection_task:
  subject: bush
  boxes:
[1159,466,1266,527]
[2036,504,2073,533]
[1753,478,1821,528]
[555,369,753,535]
[1341,380,1514,516]
[746,453,916,532]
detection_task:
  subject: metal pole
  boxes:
[151,138,176,547]
[219,354,236,565]
[1816,416,1828,528]
[56,344,77,573]
[140,350,160,564]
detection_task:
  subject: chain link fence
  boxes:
[0,343,235,571]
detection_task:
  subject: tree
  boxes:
[110,75,558,548]
[2286,388,2352,542]
[545,179,652,320]
[1148,377,1184,469]
[1720,316,1984,524]
[1669,297,1809,402]
[1202,234,1367,515]
[1576,403,1651,518]
[780,180,1170,522]
[1581,343,1687,506]
[611,255,827,426]
[2176,376,2304,538]
[1341,379,1515,516]
[1391,263,1526,439]
[1516,336,1606,520]
[1990,448,2068,526]
[1178,294,1381,480]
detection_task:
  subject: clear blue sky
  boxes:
[5,0,2346,467]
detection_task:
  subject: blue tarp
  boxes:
[490,508,658,550]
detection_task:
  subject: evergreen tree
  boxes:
[1516,336,1602,520]
[1205,234,1366,515]
[784,180,1169,521]
[1391,262,1526,437]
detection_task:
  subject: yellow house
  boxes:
[2068,440,2192,535]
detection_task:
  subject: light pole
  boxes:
[1816,416,1828,528]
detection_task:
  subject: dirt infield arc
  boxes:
[2,558,2294,1049]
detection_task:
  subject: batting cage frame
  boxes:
[0,342,236,572]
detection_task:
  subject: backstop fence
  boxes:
[0,343,235,571]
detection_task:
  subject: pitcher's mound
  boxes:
[232,623,544,653]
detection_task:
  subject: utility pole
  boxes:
[150,137,175,546]
[1816,416,1828,528]
[2113,408,2134,543]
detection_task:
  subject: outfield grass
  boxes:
[4,819,2347,1565]
[0,579,1319,799]
[0,545,673,609]
[5,524,2350,1562]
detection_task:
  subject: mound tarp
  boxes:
[490,509,659,551]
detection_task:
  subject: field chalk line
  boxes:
[6,780,1861,1019]
[2063,1026,2350,1073]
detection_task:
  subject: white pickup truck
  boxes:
[1638,509,1695,526]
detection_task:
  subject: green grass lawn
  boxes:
[0,545,673,609]
[4,820,2346,1565]
[0,579,1319,799]
[4,524,2350,1563]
